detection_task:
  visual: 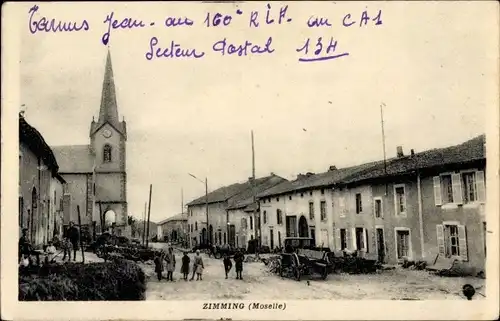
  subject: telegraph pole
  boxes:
[380,103,388,196]
[251,130,260,254]
[146,184,153,248]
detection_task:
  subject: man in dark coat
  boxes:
[233,249,245,280]
[66,222,80,261]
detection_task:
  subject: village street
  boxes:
[140,244,485,301]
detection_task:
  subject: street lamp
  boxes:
[189,173,209,245]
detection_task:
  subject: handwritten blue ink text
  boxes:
[212,37,275,57]
[296,37,349,62]
[307,15,332,27]
[165,16,194,27]
[102,12,146,45]
[343,9,383,27]
[28,5,89,34]
[250,4,291,28]
[204,12,232,27]
[145,36,205,60]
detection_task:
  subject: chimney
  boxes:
[306,172,315,177]
[410,149,415,157]
[396,146,404,158]
[297,173,305,180]
[329,165,337,172]
[270,172,275,176]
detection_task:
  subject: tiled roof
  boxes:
[19,114,59,175]
[157,213,188,225]
[52,144,94,173]
[187,174,287,206]
[226,175,288,210]
[342,135,486,185]
[256,161,384,198]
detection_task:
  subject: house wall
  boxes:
[420,166,486,271]
[260,187,335,250]
[161,220,188,242]
[187,202,227,247]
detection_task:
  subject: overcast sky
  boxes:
[19,2,496,222]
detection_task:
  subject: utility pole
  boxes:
[251,130,260,254]
[146,184,153,248]
[380,103,388,196]
[205,177,209,245]
[142,202,147,246]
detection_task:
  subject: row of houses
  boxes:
[19,113,68,246]
[186,135,486,271]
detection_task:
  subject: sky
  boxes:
[18,2,497,223]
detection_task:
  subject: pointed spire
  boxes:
[98,49,119,126]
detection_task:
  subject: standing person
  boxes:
[234,249,245,280]
[193,250,204,281]
[19,228,32,263]
[61,237,72,261]
[165,247,176,281]
[223,254,233,279]
[181,251,190,281]
[154,251,164,281]
[45,241,57,263]
[189,250,198,281]
[67,222,80,261]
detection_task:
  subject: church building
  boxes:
[52,50,129,237]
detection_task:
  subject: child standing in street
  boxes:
[233,249,245,280]
[181,251,190,281]
[193,250,204,281]
[223,254,232,279]
[154,252,164,281]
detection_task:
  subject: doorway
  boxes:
[310,228,316,247]
[201,228,207,245]
[396,229,410,260]
[298,216,309,237]
[270,228,274,249]
[376,228,385,263]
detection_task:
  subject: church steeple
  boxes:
[90,49,126,138]
[99,50,119,125]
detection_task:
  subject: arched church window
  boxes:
[103,144,112,163]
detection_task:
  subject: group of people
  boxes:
[154,247,246,282]
[18,222,81,266]
[155,248,205,281]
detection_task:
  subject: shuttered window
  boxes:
[434,170,485,206]
[339,197,346,217]
[437,224,468,261]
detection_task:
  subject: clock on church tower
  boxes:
[102,129,112,138]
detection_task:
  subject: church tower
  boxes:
[89,50,128,234]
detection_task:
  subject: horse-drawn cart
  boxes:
[276,237,334,281]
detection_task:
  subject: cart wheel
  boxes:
[321,267,328,280]
[294,267,301,281]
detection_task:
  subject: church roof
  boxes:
[90,50,126,138]
[51,144,94,173]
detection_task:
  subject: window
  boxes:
[340,229,347,250]
[355,193,362,214]
[289,195,292,200]
[250,216,253,230]
[374,198,382,218]
[437,224,468,261]
[276,197,279,202]
[19,197,24,227]
[263,210,267,224]
[301,193,304,198]
[394,185,406,215]
[276,209,283,225]
[224,232,226,244]
[241,218,247,229]
[103,144,112,163]
[195,222,198,231]
[355,228,368,252]
[309,202,314,219]
[321,189,325,195]
[339,196,346,218]
[310,191,313,196]
[434,171,485,206]
[462,172,477,203]
[320,201,326,220]
[396,229,410,260]
[263,199,266,204]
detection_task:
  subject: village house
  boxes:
[157,213,188,243]
[333,135,486,271]
[186,174,286,248]
[256,163,382,251]
[19,113,67,247]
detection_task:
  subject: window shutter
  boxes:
[476,171,486,203]
[458,225,468,261]
[436,225,445,255]
[452,173,463,204]
[363,228,369,252]
[433,176,442,206]
[351,228,357,250]
[335,228,341,249]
